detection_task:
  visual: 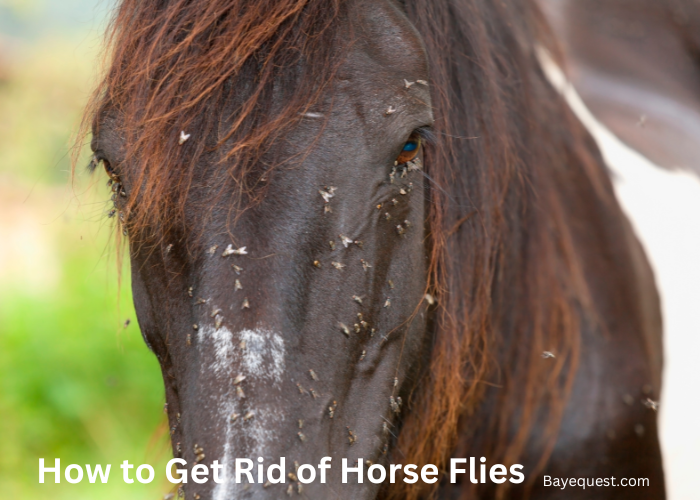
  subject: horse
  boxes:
[540,0,700,177]
[538,2,700,498]
[83,0,665,498]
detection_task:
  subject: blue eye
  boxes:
[396,132,422,164]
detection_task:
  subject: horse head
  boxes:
[90,1,436,497]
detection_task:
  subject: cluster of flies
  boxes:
[94,155,128,236]
[293,79,430,473]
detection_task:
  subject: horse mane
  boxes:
[392,1,617,498]
[83,1,620,498]
[82,0,344,237]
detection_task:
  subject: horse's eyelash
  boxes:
[87,152,104,173]
[414,126,435,146]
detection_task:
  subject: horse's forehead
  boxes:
[330,0,432,133]
[345,0,429,80]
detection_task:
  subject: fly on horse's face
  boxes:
[94,1,433,498]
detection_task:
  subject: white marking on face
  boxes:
[202,323,235,376]
[197,326,286,499]
[239,328,285,384]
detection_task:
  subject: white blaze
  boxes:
[196,326,286,500]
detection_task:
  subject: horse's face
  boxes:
[94,1,432,497]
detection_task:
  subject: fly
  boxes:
[390,396,402,414]
[222,245,248,256]
[347,427,357,445]
[319,186,337,203]
[407,157,423,171]
[179,131,191,145]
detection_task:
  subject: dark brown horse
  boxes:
[83,0,665,498]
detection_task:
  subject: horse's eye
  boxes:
[396,132,422,164]
[102,159,117,179]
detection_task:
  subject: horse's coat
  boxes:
[83,0,666,498]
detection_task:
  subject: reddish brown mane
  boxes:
[390,2,618,498]
[83,1,621,499]
[82,0,343,237]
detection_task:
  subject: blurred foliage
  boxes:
[0,5,172,500]
[0,40,96,183]
[0,0,39,16]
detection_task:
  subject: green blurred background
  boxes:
[0,1,172,498]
